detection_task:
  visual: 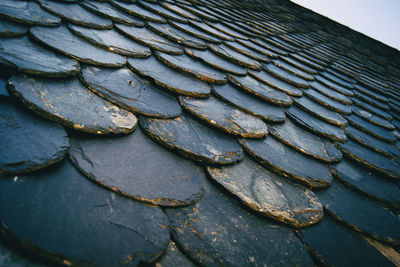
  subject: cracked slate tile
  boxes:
[0,36,80,77]
[30,25,126,67]
[127,56,211,97]
[0,100,69,175]
[39,0,112,29]
[0,160,170,266]
[8,74,137,135]
[109,0,166,23]
[0,19,27,37]
[169,20,222,43]
[207,156,323,227]
[304,88,352,115]
[209,43,262,70]
[352,106,395,131]
[310,81,353,105]
[165,171,314,266]
[179,95,268,138]
[263,62,310,88]
[0,0,61,26]
[80,66,182,118]
[138,1,188,23]
[69,127,203,206]
[139,113,243,165]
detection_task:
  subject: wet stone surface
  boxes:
[9,74,137,135]
[127,56,211,97]
[80,66,182,118]
[139,113,243,165]
[0,100,69,175]
[304,88,352,115]
[0,160,170,266]
[110,0,166,23]
[209,43,262,70]
[0,36,80,77]
[207,156,323,227]
[240,136,332,188]
[0,20,27,37]
[165,171,314,266]
[179,95,268,138]
[69,127,203,206]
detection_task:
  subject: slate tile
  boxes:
[0,100,69,175]
[68,24,151,57]
[9,74,137,135]
[294,96,348,127]
[207,156,323,227]
[286,105,347,142]
[127,56,211,97]
[235,38,279,58]
[223,41,271,63]
[80,66,182,118]
[0,77,9,98]
[352,106,395,131]
[154,241,196,267]
[316,179,400,245]
[169,20,223,43]
[188,21,235,41]
[0,241,49,267]
[263,63,310,88]
[80,0,145,26]
[39,0,112,29]
[209,43,263,70]
[298,214,396,267]
[289,52,325,71]
[272,59,315,81]
[211,83,286,122]
[261,36,297,53]
[326,67,356,84]
[179,95,268,138]
[355,90,390,111]
[240,136,332,188]
[0,160,170,266]
[0,20,27,37]
[115,23,183,55]
[250,37,290,56]
[310,80,353,105]
[30,25,126,68]
[203,21,249,40]
[185,47,247,76]
[319,70,354,90]
[139,113,243,165]
[227,74,293,106]
[160,2,201,21]
[0,0,61,26]
[138,1,188,23]
[279,55,318,74]
[339,140,400,179]
[155,51,227,84]
[304,88,352,115]
[178,4,219,22]
[0,36,80,77]
[165,172,313,266]
[109,0,166,23]
[355,84,389,103]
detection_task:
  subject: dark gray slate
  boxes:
[272,59,315,81]
[0,0,61,26]
[160,2,201,21]
[0,241,49,267]
[69,127,203,206]
[205,22,250,40]
[263,63,309,88]
[139,114,243,165]
[0,77,8,97]
[138,1,188,23]
[0,36,80,77]
[9,74,137,135]
[0,20,27,37]
[110,0,167,23]
[240,136,332,188]
[319,70,354,89]
[127,56,211,97]
[304,88,352,115]
[352,106,395,130]
[355,84,388,103]
[207,156,323,227]
[316,179,400,246]
[179,95,268,138]
[315,75,354,96]
[310,81,353,105]
[279,55,318,74]
[0,160,170,266]
[80,66,181,118]
[355,90,390,111]
[0,100,69,175]
[209,43,262,70]
[298,214,395,267]
[189,21,234,41]
[165,171,313,266]
[30,25,126,67]
[223,41,270,63]
[353,97,393,121]
[169,20,222,43]
[154,241,196,267]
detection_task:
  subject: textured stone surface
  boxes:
[110,0,166,23]
[154,241,196,267]
[304,88,352,114]
[209,43,262,70]
[0,20,27,37]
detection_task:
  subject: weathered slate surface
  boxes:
[304,88,352,114]
[110,0,167,23]
[160,2,201,21]
[0,20,27,37]
[139,114,243,165]
[9,74,137,135]
[316,179,400,246]
[316,75,354,96]
[0,36,80,77]
[212,83,286,122]
[154,241,196,267]
[223,41,270,62]
[69,127,203,206]
[30,25,126,67]
[0,100,69,175]
[352,106,395,130]
[127,56,211,97]
[273,59,315,81]
[179,95,268,138]
[0,242,49,267]
[207,156,323,227]
[310,81,353,105]
[165,172,314,266]
[0,0,61,26]
[263,63,309,88]
[0,77,9,97]
[355,90,390,111]
[68,24,151,57]
[240,136,332,188]
[269,119,342,163]
[189,21,234,41]
[353,97,393,120]
[209,43,262,70]
[169,20,222,43]
[332,158,400,208]
[0,160,170,266]
[298,214,395,267]
[80,66,181,118]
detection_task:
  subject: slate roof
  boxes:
[1,0,400,266]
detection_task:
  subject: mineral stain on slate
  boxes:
[80,66,182,118]
[9,74,137,135]
[207,156,323,227]
[139,114,243,165]
[0,100,69,175]
[69,127,203,206]
[0,160,170,266]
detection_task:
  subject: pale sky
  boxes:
[290,0,400,51]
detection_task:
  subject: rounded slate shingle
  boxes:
[0,20,27,37]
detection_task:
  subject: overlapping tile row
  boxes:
[1,0,400,266]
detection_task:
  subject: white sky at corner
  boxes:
[290,0,400,51]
